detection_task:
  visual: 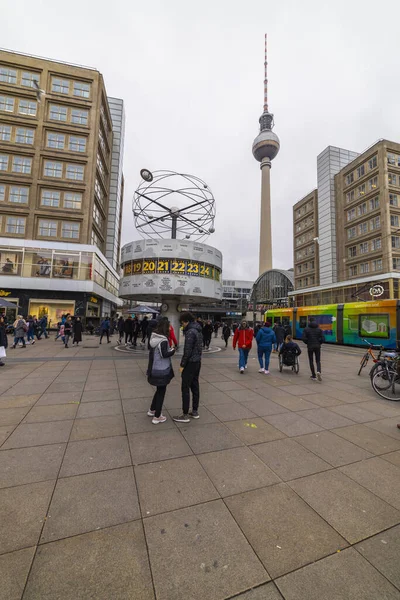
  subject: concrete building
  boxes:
[293,189,319,290]
[0,49,124,324]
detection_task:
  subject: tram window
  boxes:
[282,317,290,326]
[359,313,390,339]
[273,317,281,324]
[299,317,308,328]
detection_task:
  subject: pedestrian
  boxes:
[12,315,27,348]
[132,317,140,346]
[254,322,262,335]
[32,315,40,340]
[169,323,178,348]
[73,317,83,345]
[124,315,133,344]
[222,323,231,347]
[273,321,285,353]
[58,323,65,344]
[117,316,125,343]
[147,314,159,348]
[147,317,175,424]
[86,319,94,335]
[233,320,254,373]
[279,335,302,366]
[26,315,36,345]
[213,321,220,338]
[64,316,73,348]
[302,318,325,381]
[173,312,203,423]
[0,316,8,366]
[141,316,149,343]
[284,322,292,338]
[255,321,276,374]
[99,317,111,344]
[202,319,213,350]
[38,314,49,339]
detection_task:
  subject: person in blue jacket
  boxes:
[255,321,276,374]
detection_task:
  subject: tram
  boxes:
[264,299,400,349]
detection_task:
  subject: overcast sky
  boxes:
[3,0,400,281]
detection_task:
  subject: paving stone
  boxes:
[289,470,400,543]
[23,403,78,423]
[355,525,400,590]
[0,394,40,409]
[80,389,121,402]
[0,546,36,600]
[296,392,345,407]
[319,388,369,403]
[328,403,382,423]
[238,397,289,417]
[382,450,400,467]
[340,457,400,510]
[2,420,73,449]
[70,415,126,441]
[0,425,14,446]
[207,402,257,422]
[0,444,65,488]
[198,447,280,496]
[125,411,175,433]
[225,484,347,578]
[46,381,85,394]
[144,500,268,600]
[0,480,54,554]
[0,407,30,427]
[225,418,286,444]
[298,407,355,429]
[7,383,50,396]
[122,396,154,413]
[37,391,82,405]
[60,436,131,477]
[353,400,400,418]
[41,467,140,542]
[84,381,120,391]
[128,429,192,465]
[276,384,318,397]
[76,400,122,418]
[276,547,400,600]
[135,455,219,516]
[230,583,283,600]
[264,413,324,437]
[226,389,267,403]
[250,438,331,481]
[366,417,400,440]
[212,381,247,391]
[180,422,244,453]
[24,522,154,600]
[201,390,237,406]
[173,406,219,426]
[120,385,154,399]
[295,430,373,466]
[332,424,400,455]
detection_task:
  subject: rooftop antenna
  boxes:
[263,33,268,113]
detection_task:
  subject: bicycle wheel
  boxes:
[369,361,389,380]
[372,369,400,401]
[358,354,369,376]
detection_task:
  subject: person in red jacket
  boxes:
[169,324,178,349]
[233,320,254,373]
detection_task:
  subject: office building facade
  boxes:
[0,49,124,324]
[293,189,319,291]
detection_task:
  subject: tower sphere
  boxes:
[252,128,280,163]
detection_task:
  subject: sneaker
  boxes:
[173,414,190,423]
[264,370,270,375]
[240,367,244,373]
[310,376,317,381]
[317,372,322,381]
[189,410,200,419]
[152,415,167,424]
[0,361,5,367]
[147,410,155,417]
[258,368,265,373]
[245,365,248,369]
[31,340,35,345]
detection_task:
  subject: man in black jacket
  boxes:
[302,319,325,381]
[173,312,203,423]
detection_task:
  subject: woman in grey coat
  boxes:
[12,315,27,349]
[147,318,175,424]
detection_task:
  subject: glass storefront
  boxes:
[0,297,18,323]
[28,299,75,326]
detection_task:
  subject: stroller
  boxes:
[279,344,301,374]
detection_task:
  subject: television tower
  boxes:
[252,34,280,275]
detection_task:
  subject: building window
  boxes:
[371,238,381,251]
[359,242,368,254]
[47,133,65,149]
[357,203,367,217]
[388,153,396,165]
[346,173,354,185]
[73,81,90,98]
[372,259,382,271]
[38,219,57,237]
[390,194,398,207]
[391,215,399,227]
[358,222,367,235]
[368,176,378,191]
[16,128,34,144]
[21,72,39,88]
[346,190,355,204]
[393,258,400,270]
[61,221,80,239]
[66,164,84,181]
[9,186,29,204]
[0,96,14,112]
[41,190,61,207]
[96,153,106,179]
[91,228,102,249]
[71,108,88,125]
[389,173,398,186]
[358,184,366,197]
[18,99,37,116]
[12,156,32,174]
[49,104,67,122]
[347,208,356,221]
[94,178,104,204]
[64,192,82,209]
[0,68,17,84]
[0,154,9,171]
[360,263,369,274]
[44,160,63,178]
[0,125,11,141]
[69,136,86,153]
[357,165,365,178]
[51,78,69,94]
[349,265,358,276]
[348,227,356,240]
[369,197,379,210]
[348,246,356,258]
[369,156,377,170]
[93,203,104,230]
[392,236,400,249]
[0,185,4,201]
[6,217,25,234]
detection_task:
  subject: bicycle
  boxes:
[358,340,385,376]
[371,356,400,401]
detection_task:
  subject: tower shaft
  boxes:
[259,158,272,273]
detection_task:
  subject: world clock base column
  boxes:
[161,299,181,349]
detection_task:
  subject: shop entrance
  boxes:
[28,300,75,328]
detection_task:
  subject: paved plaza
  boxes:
[1,336,400,599]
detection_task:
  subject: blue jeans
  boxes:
[238,348,249,369]
[258,347,272,370]
[27,330,35,342]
